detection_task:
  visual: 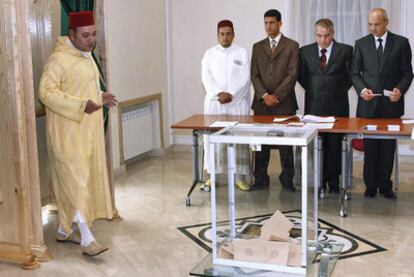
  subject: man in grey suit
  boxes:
[299,18,353,193]
[251,9,299,191]
[352,8,413,199]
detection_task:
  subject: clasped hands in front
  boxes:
[361,88,401,102]
[263,93,280,107]
[85,92,118,114]
[217,92,233,104]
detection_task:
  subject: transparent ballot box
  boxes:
[206,124,319,276]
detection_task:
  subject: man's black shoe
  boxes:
[382,190,397,200]
[250,175,270,190]
[329,185,340,194]
[379,182,393,196]
[364,189,377,198]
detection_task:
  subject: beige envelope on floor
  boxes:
[264,241,290,265]
[233,239,290,265]
[217,242,234,259]
[221,242,234,255]
[287,243,302,267]
[260,224,290,242]
[260,211,294,241]
[233,239,267,263]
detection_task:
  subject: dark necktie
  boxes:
[320,48,327,71]
[377,38,383,63]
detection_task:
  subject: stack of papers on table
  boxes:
[388,125,400,131]
[301,115,336,123]
[304,123,334,129]
[402,119,414,124]
[273,115,302,122]
[273,114,335,123]
[209,121,238,128]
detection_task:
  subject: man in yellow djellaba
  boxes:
[39,11,117,256]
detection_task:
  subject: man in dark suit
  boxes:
[352,8,413,199]
[251,9,299,191]
[298,18,353,193]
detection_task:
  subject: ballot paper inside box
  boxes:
[207,124,319,275]
[260,210,294,242]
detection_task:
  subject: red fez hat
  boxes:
[69,11,95,29]
[217,20,234,31]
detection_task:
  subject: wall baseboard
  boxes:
[114,165,126,179]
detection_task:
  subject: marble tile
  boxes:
[0,145,413,276]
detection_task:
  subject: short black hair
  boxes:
[264,9,281,21]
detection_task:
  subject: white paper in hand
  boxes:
[383,89,393,97]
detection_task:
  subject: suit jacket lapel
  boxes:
[380,32,393,72]
[272,35,286,60]
[325,41,338,73]
[261,35,286,60]
[368,34,381,70]
[310,43,323,74]
[261,38,273,58]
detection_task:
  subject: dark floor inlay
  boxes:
[178,210,386,260]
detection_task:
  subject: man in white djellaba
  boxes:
[201,19,252,191]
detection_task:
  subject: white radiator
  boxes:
[121,103,160,161]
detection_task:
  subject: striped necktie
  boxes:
[271,39,277,54]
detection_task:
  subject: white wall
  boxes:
[168,0,288,135]
[106,0,168,169]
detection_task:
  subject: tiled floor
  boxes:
[0,145,413,276]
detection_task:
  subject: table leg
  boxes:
[185,130,202,206]
[345,139,352,201]
[394,142,400,192]
[313,139,319,242]
[227,144,236,238]
[318,136,324,199]
[210,142,218,258]
[294,146,302,186]
[301,146,308,267]
[340,137,348,217]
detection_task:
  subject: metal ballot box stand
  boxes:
[207,124,319,275]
